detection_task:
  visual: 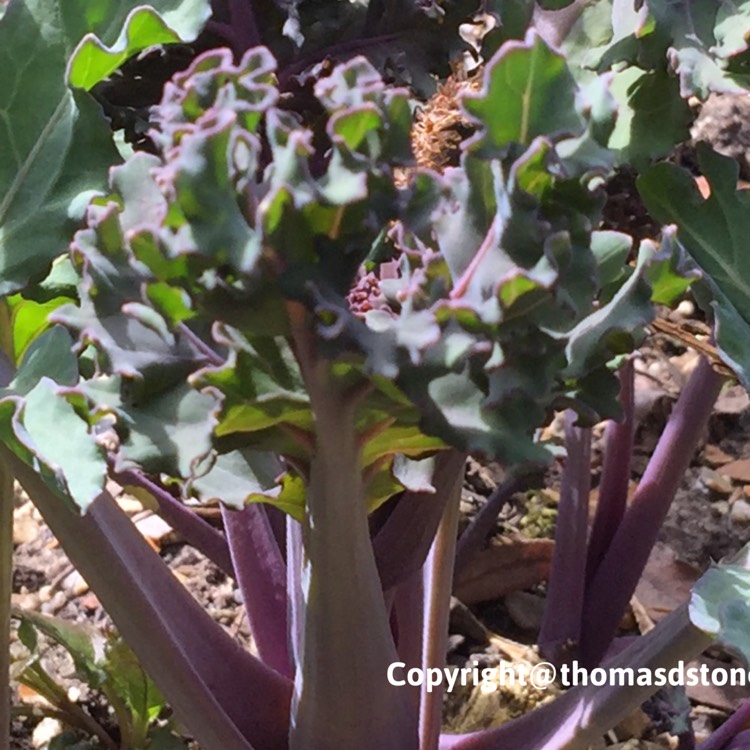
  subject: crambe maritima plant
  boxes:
[6,1,750,749]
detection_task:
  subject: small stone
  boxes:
[40,591,67,615]
[134,513,174,543]
[701,468,733,495]
[37,585,52,603]
[730,498,750,524]
[116,494,144,515]
[32,717,63,748]
[713,501,729,515]
[79,592,101,612]
[703,444,734,467]
[720,458,750,484]
[62,570,89,597]
[676,299,695,318]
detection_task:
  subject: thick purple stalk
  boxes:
[699,700,750,750]
[454,472,531,580]
[6,448,292,750]
[289,311,417,750]
[538,411,591,664]
[266,502,288,561]
[441,603,713,750]
[391,572,425,713]
[723,730,750,750]
[0,342,11,750]
[586,359,635,583]
[222,502,291,678]
[0,458,11,750]
[374,450,467,593]
[580,357,724,668]
[420,464,463,750]
[118,469,233,576]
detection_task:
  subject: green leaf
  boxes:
[187,449,285,509]
[606,67,692,167]
[690,545,750,660]
[590,230,632,288]
[565,243,654,378]
[11,608,109,688]
[463,29,584,152]
[0,2,117,295]
[645,229,697,306]
[596,0,750,97]
[68,3,211,91]
[9,295,72,363]
[106,639,166,736]
[21,377,106,510]
[639,144,750,386]
[4,326,78,396]
[0,0,209,295]
[81,375,219,478]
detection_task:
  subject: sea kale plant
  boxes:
[6,1,750,749]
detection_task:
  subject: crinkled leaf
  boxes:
[390,454,436,494]
[68,3,211,90]
[645,228,697,306]
[606,66,691,167]
[187,449,285,509]
[565,242,654,378]
[3,326,78,396]
[597,0,750,97]
[463,29,584,153]
[591,230,632,289]
[21,377,106,510]
[81,375,219,478]
[690,545,750,661]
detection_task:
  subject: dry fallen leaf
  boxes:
[685,656,748,712]
[453,538,553,605]
[703,444,735,467]
[718,458,750,484]
[634,542,701,623]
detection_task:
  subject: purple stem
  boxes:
[374,450,467,594]
[580,356,724,668]
[118,469,234,576]
[266,501,288,562]
[391,571,425,714]
[7,450,292,750]
[178,323,224,367]
[453,471,533,581]
[222,502,292,678]
[538,411,592,664]
[420,464,463,750]
[699,702,750,750]
[586,358,635,584]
